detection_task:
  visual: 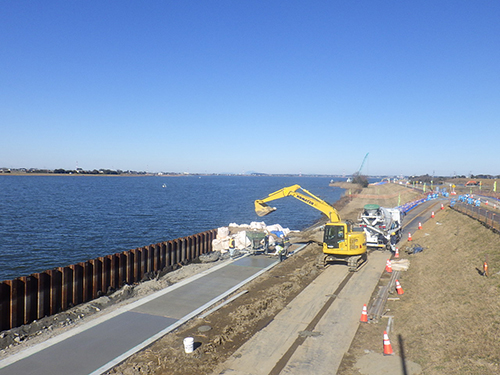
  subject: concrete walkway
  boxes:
[214,252,388,375]
[0,255,278,375]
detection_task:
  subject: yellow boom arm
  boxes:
[254,184,341,223]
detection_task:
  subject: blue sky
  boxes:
[1,1,499,176]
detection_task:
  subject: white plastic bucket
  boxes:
[183,337,194,353]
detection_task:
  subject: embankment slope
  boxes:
[338,206,500,375]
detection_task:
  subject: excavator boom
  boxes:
[254,184,341,222]
[254,184,367,271]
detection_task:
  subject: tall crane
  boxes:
[355,153,369,176]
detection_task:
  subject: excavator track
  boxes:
[323,252,368,272]
[347,253,368,272]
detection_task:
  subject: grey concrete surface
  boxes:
[132,263,270,319]
[0,255,278,375]
[2,312,177,375]
[402,199,443,239]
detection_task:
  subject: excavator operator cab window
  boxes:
[324,225,345,248]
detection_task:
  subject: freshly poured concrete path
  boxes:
[0,255,278,375]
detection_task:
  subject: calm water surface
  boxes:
[0,175,344,281]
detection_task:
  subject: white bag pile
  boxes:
[211,222,292,252]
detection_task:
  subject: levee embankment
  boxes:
[106,182,424,375]
[332,181,424,221]
[338,203,500,375]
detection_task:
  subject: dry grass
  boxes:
[339,208,500,375]
[339,183,423,221]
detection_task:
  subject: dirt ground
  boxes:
[105,182,423,375]
[0,182,431,374]
[338,206,500,374]
[334,181,423,222]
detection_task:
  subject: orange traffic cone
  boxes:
[441,203,444,210]
[408,232,412,241]
[418,222,422,230]
[431,211,435,218]
[385,259,393,273]
[395,280,404,295]
[395,247,399,258]
[383,331,393,355]
[360,304,368,322]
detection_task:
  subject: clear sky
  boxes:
[1,1,499,176]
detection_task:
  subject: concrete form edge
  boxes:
[0,255,245,369]
[89,258,279,375]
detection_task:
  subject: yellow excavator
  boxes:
[255,184,367,271]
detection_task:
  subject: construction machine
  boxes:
[358,204,403,249]
[254,185,367,271]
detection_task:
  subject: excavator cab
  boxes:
[323,223,346,249]
[323,222,367,271]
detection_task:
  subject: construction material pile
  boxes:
[211,222,292,253]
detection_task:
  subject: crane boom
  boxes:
[254,184,341,222]
[356,153,369,175]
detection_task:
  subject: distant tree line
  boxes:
[470,174,500,179]
[19,168,149,175]
[409,174,500,184]
[13,168,183,175]
[53,168,124,175]
[53,168,120,175]
[409,175,447,184]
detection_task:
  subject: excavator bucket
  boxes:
[254,201,277,217]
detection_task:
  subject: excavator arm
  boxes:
[254,184,341,222]
[255,184,367,271]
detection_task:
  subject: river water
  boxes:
[0,175,345,281]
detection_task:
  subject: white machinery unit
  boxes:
[358,204,403,249]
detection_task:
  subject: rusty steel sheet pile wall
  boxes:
[0,229,217,332]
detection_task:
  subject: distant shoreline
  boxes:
[0,173,188,177]
[0,172,347,178]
